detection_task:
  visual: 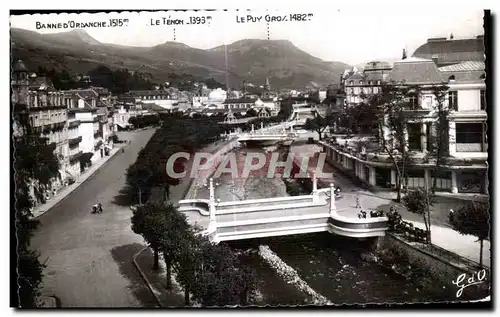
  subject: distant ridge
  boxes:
[10,28,351,89]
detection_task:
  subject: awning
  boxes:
[116,123,128,129]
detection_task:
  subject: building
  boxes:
[341,61,392,107]
[128,90,179,110]
[252,97,278,116]
[439,60,487,193]
[12,60,70,203]
[64,88,114,165]
[113,104,139,130]
[221,97,255,113]
[321,36,487,194]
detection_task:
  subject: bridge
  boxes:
[223,122,301,144]
[288,102,318,125]
[178,173,389,243]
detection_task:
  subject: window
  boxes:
[407,123,422,151]
[349,81,354,85]
[369,81,373,85]
[480,90,486,110]
[409,95,419,109]
[448,91,458,111]
[448,75,455,81]
[456,123,485,152]
[456,123,483,143]
[426,122,434,152]
[359,81,363,85]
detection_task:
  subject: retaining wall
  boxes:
[184,138,241,199]
[376,233,490,291]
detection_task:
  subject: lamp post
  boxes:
[311,172,318,203]
[202,178,220,232]
[329,183,336,217]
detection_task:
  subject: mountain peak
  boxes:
[45,29,101,45]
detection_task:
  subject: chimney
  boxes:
[450,33,454,40]
[402,48,407,60]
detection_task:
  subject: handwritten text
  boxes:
[452,269,487,298]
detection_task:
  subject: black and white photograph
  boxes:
[9,5,492,309]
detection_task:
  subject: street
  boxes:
[31,129,158,307]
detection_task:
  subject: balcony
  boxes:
[69,151,83,163]
[68,120,81,129]
[68,136,82,146]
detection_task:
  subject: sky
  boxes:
[10,8,484,65]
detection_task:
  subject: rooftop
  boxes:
[439,61,486,83]
[13,60,28,72]
[412,37,485,66]
[223,97,256,104]
[364,61,393,71]
[438,61,485,72]
[389,58,444,85]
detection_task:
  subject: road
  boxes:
[31,129,159,308]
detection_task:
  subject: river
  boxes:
[194,144,460,305]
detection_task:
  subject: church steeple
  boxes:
[262,77,271,99]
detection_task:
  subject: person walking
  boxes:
[355,196,361,209]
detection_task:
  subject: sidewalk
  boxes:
[32,145,124,219]
[133,247,185,307]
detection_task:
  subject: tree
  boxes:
[14,112,60,307]
[402,188,436,243]
[427,85,450,193]
[368,83,419,202]
[174,230,207,306]
[450,201,490,268]
[342,100,379,135]
[246,108,258,117]
[126,157,153,204]
[160,203,190,290]
[175,233,259,307]
[130,203,164,270]
[304,114,332,141]
[189,242,258,307]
